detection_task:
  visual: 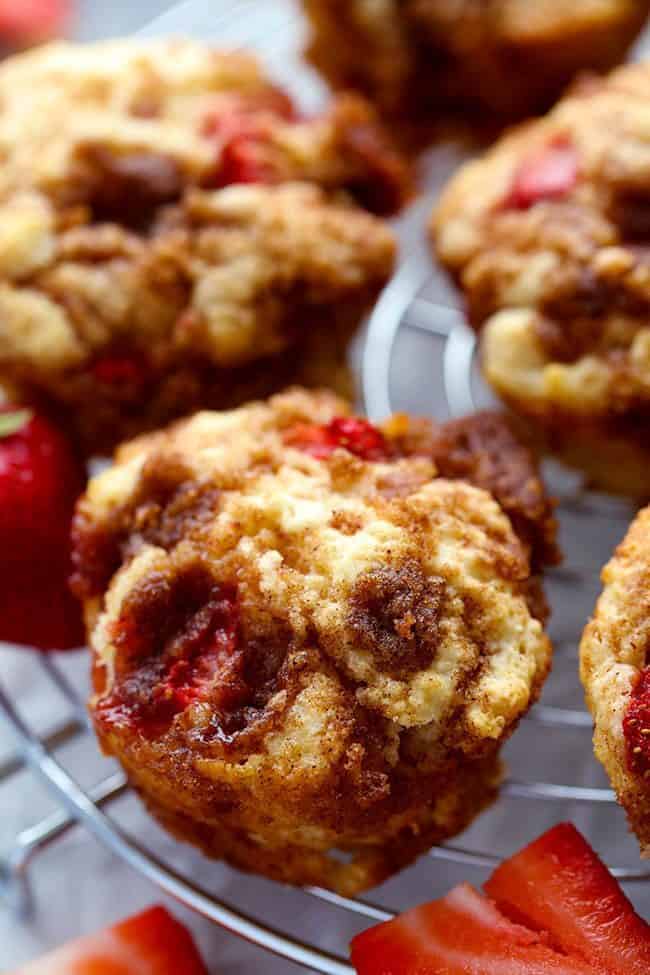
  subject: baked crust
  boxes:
[0,39,409,454]
[302,0,649,141]
[580,506,650,855]
[434,60,650,494]
[74,389,555,892]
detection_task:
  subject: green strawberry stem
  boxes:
[0,409,32,438]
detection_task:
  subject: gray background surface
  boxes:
[2,3,650,974]
[72,0,176,40]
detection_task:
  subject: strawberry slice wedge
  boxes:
[0,0,70,45]
[12,905,209,975]
[351,883,596,974]
[485,823,650,975]
[351,824,650,975]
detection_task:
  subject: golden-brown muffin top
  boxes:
[580,506,650,851]
[0,38,408,210]
[73,389,552,753]
[0,182,395,375]
[434,60,650,421]
[303,0,648,134]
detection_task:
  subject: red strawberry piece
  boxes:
[283,421,340,459]
[484,822,650,975]
[623,666,650,778]
[351,824,649,974]
[0,0,70,45]
[285,416,390,461]
[0,405,85,650]
[200,91,296,188]
[212,134,279,187]
[505,139,578,210]
[11,904,210,975]
[201,108,262,143]
[157,588,241,713]
[201,89,296,139]
[351,882,596,974]
[97,585,243,739]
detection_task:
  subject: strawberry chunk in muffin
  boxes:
[284,416,391,461]
[504,138,579,210]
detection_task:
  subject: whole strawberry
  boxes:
[0,405,85,650]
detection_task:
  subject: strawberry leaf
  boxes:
[0,409,32,439]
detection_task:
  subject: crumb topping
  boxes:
[434,60,650,423]
[348,561,447,676]
[77,389,554,894]
[0,39,408,452]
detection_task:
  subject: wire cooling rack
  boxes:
[2,2,650,972]
[1,241,649,973]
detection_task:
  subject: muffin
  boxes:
[302,0,649,142]
[580,506,650,855]
[73,389,556,894]
[434,60,650,496]
[0,39,409,455]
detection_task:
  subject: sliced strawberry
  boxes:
[285,416,390,461]
[623,666,650,778]
[12,905,209,975]
[505,139,578,210]
[485,823,650,975]
[351,883,596,975]
[213,134,279,187]
[0,0,69,44]
[283,421,337,458]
